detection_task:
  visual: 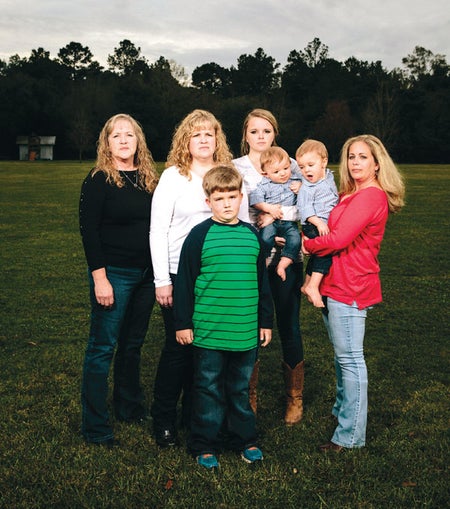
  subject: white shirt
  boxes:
[150,165,250,287]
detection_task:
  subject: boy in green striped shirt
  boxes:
[174,165,273,470]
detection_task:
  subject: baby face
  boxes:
[296,151,327,183]
[264,158,292,184]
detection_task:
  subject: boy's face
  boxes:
[297,151,327,183]
[264,159,292,184]
[206,189,243,224]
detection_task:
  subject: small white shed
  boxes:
[16,135,56,160]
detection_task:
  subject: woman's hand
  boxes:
[267,203,283,220]
[91,268,114,308]
[274,236,286,247]
[176,329,194,345]
[156,284,173,308]
[301,235,311,256]
[257,212,275,228]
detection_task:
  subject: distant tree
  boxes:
[298,37,329,68]
[401,46,449,82]
[230,47,280,96]
[151,56,171,72]
[363,81,400,149]
[107,39,149,75]
[168,59,190,86]
[57,42,101,79]
[192,62,231,94]
[29,47,50,63]
[312,100,354,161]
[68,109,94,162]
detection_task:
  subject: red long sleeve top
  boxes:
[304,187,389,310]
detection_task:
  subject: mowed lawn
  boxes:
[0,161,448,509]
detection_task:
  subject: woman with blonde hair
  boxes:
[303,134,405,452]
[79,113,159,446]
[150,109,250,447]
[233,108,306,426]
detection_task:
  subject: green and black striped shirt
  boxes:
[174,218,273,351]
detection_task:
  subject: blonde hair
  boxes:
[202,165,243,197]
[240,108,279,155]
[93,113,158,192]
[296,139,328,161]
[339,134,405,213]
[260,146,290,173]
[166,109,232,178]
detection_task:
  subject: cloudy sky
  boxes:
[1,0,449,75]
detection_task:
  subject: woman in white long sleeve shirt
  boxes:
[233,108,305,426]
[150,109,249,447]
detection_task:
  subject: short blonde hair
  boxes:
[93,113,158,193]
[260,146,290,173]
[339,134,405,213]
[240,108,279,155]
[296,139,328,161]
[166,109,232,178]
[202,165,243,197]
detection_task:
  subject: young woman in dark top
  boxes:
[79,113,159,446]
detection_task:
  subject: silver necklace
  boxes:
[120,170,140,189]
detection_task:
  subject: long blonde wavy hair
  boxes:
[339,134,405,213]
[93,113,159,193]
[240,108,279,156]
[166,109,232,178]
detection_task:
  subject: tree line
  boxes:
[0,38,448,163]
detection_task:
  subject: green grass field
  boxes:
[0,161,448,508]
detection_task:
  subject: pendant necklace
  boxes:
[120,170,140,189]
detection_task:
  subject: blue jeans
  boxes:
[260,220,300,260]
[81,265,155,443]
[188,347,258,456]
[322,297,368,448]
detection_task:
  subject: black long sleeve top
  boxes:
[79,169,152,272]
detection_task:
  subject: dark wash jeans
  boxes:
[81,265,155,443]
[151,273,193,432]
[302,221,332,275]
[268,261,304,367]
[188,346,258,456]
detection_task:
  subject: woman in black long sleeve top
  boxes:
[79,113,159,446]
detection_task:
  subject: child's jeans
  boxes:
[302,221,332,275]
[260,220,300,260]
[188,346,258,456]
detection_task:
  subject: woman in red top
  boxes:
[303,134,404,451]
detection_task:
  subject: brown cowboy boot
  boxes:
[248,360,260,415]
[282,360,304,425]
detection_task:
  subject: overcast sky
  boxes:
[1,0,449,75]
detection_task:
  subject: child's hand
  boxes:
[316,220,330,236]
[176,329,194,345]
[289,181,302,194]
[259,328,272,347]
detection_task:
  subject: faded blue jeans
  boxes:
[81,265,155,443]
[322,297,368,448]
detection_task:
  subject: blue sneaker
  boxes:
[197,453,219,469]
[241,447,263,463]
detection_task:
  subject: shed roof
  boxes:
[16,136,56,145]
